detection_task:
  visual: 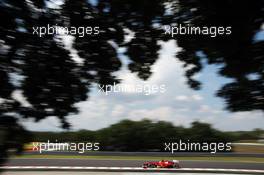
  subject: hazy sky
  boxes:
[21,39,264,132]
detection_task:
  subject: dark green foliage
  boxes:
[31,119,236,152]
[174,0,264,112]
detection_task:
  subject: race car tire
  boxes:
[173,163,180,168]
[149,164,157,168]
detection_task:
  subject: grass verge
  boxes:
[12,155,264,163]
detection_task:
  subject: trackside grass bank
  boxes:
[13,155,264,163]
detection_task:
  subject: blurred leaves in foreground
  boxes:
[0,0,264,164]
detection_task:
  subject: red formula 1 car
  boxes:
[143,160,181,168]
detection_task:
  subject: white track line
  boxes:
[1,166,264,173]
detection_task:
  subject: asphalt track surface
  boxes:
[3,159,264,170]
[1,172,253,175]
